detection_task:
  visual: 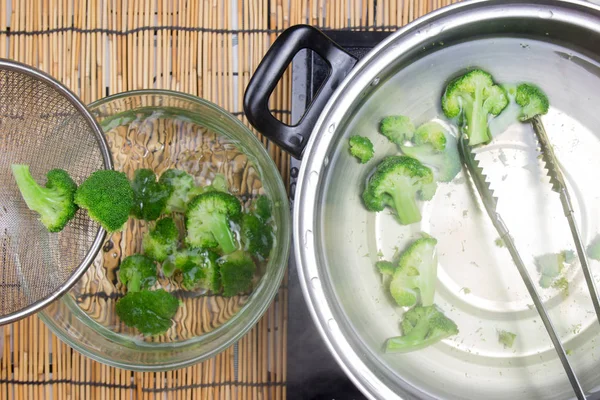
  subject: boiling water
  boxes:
[321,37,600,399]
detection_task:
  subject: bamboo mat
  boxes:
[0,0,457,398]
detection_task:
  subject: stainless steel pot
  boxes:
[245,1,600,398]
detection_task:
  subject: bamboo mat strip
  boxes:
[0,0,456,398]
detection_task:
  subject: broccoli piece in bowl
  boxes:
[348,135,374,163]
[118,254,158,292]
[159,169,196,213]
[442,69,508,146]
[142,217,179,262]
[74,170,134,232]
[218,250,256,297]
[389,237,438,307]
[11,164,78,232]
[515,83,549,121]
[385,305,458,353]
[115,289,179,336]
[163,248,221,292]
[185,191,241,254]
[362,156,437,225]
[131,169,171,221]
[498,330,517,349]
[401,121,461,183]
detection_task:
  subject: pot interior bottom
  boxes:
[319,36,600,399]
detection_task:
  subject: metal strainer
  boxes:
[0,60,111,325]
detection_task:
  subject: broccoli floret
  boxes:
[130,169,170,221]
[498,330,517,348]
[115,289,179,335]
[552,277,569,297]
[562,249,576,263]
[385,305,458,353]
[185,191,241,254]
[163,248,221,291]
[535,252,566,288]
[142,217,179,262]
[348,135,374,163]
[74,170,134,232]
[118,254,157,292]
[376,260,396,277]
[400,122,461,182]
[389,237,438,307]
[442,69,508,146]
[362,156,437,225]
[515,83,549,121]
[218,250,256,297]
[159,169,196,213]
[255,195,272,221]
[379,115,415,144]
[241,213,274,260]
[209,174,229,193]
[588,235,600,261]
[11,164,78,232]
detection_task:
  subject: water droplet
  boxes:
[303,230,313,249]
[539,9,553,19]
[323,156,329,166]
[370,77,380,86]
[328,123,336,133]
[308,170,319,187]
[328,319,338,330]
[112,252,118,258]
[311,276,320,289]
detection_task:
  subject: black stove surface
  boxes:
[287,30,390,400]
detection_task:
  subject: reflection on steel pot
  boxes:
[245,0,600,399]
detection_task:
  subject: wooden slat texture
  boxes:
[0,0,456,398]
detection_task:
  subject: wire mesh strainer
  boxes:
[0,60,111,325]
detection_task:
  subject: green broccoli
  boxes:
[348,135,374,163]
[163,248,221,291]
[142,217,179,262]
[442,69,509,146]
[159,169,196,213]
[376,260,396,277]
[118,254,157,292]
[400,121,461,182]
[218,250,256,297]
[389,237,438,307]
[130,169,170,221]
[588,235,600,261]
[11,164,78,232]
[209,174,229,193]
[115,289,179,335]
[552,277,569,297]
[379,115,414,144]
[185,191,241,254]
[362,156,437,225]
[535,252,566,288]
[255,195,272,221]
[498,330,517,348]
[385,305,458,353]
[515,83,549,121]
[74,170,134,232]
[241,213,273,259]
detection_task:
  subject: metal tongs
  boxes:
[458,115,598,399]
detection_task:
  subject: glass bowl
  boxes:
[38,90,291,371]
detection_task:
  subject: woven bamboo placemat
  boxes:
[0,0,456,398]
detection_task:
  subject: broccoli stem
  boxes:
[128,272,142,292]
[208,214,237,254]
[11,165,56,215]
[465,87,490,146]
[390,191,421,225]
[385,333,446,353]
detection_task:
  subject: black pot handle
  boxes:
[243,25,357,159]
